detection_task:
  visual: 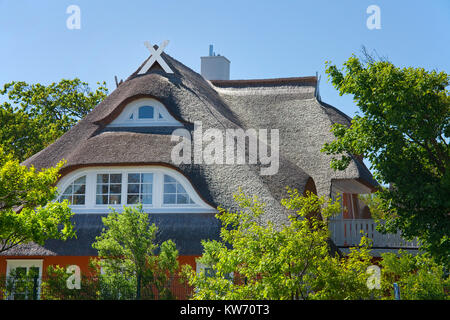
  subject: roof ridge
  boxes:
[211,76,317,87]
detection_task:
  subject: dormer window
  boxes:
[138,106,154,119]
[56,166,215,214]
[107,98,182,127]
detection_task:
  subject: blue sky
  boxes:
[0,0,449,118]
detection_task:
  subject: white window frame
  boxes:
[95,173,124,206]
[6,259,43,300]
[58,175,87,205]
[107,98,182,127]
[126,172,154,206]
[56,166,216,214]
[162,174,196,206]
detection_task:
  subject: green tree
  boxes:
[182,189,377,300]
[0,79,108,162]
[380,251,449,300]
[0,148,75,254]
[322,55,450,266]
[92,205,180,300]
[40,265,99,300]
[358,191,388,220]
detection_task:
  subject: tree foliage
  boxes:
[91,205,180,300]
[182,189,377,300]
[41,265,98,300]
[0,79,108,162]
[0,148,75,253]
[2,268,41,300]
[322,55,450,266]
[380,251,449,300]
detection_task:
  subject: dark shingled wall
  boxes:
[1,213,221,256]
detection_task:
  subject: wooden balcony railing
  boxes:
[328,218,419,249]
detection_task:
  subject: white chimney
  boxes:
[201,45,230,80]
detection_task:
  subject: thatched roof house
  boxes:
[1,45,377,270]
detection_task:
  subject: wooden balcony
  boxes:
[328,218,419,249]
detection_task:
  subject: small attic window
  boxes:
[138,106,154,119]
[107,98,182,127]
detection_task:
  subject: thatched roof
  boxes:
[210,76,378,196]
[6,51,377,257]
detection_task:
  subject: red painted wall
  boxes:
[0,255,199,277]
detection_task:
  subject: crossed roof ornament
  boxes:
[138,40,174,74]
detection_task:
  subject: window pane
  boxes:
[141,184,152,194]
[127,195,139,204]
[128,173,140,183]
[127,184,140,194]
[141,194,152,204]
[74,176,86,184]
[164,183,176,193]
[110,174,122,183]
[29,267,40,278]
[96,195,108,205]
[138,106,154,119]
[109,195,121,205]
[110,184,121,194]
[176,183,187,193]
[62,185,73,195]
[164,194,176,204]
[142,173,153,183]
[177,194,189,204]
[164,175,176,183]
[73,184,85,195]
[97,184,109,194]
[15,267,27,277]
[97,174,109,183]
[73,195,85,205]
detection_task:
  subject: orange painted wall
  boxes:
[0,256,93,276]
[1,255,199,299]
[0,255,199,277]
